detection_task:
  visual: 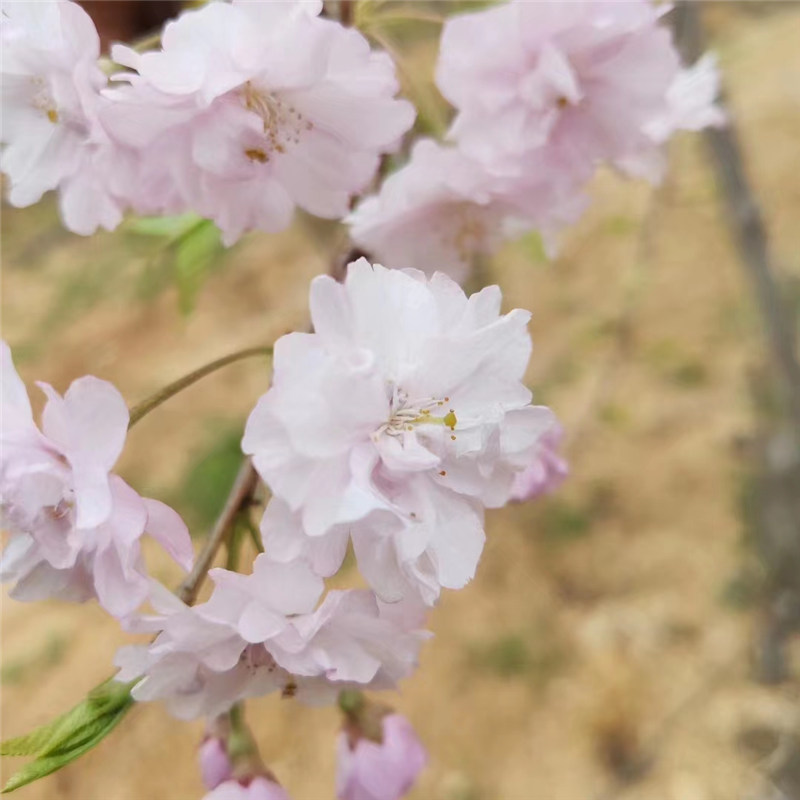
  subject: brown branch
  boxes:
[670,2,800,434]
[177,459,259,605]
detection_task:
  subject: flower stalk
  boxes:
[128,346,272,429]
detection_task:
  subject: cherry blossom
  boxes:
[0,0,127,234]
[243,260,557,603]
[337,713,427,800]
[116,557,427,720]
[348,140,512,280]
[436,0,721,185]
[348,139,588,278]
[0,342,193,616]
[104,0,414,244]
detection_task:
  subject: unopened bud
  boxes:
[198,737,233,790]
[336,703,427,800]
[203,776,292,800]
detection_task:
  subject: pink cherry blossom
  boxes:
[243,259,558,603]
[116,557,427,719]
[0,0,128,234]
[204,777,291,800]
[508,421,568,503]
[337,714,427,800]
[103,0,415,245]
[199,737,234,791]
[0,342,193,616]
[348,140,511,280]
[348,139,588,279]
[436,0,721,187]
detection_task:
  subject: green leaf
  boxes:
[1,680,134,793]
[127,213,203,239]
[0,706,91,758]
[2,704,132,793]
[173,219,224,315]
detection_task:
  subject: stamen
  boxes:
[240,81,308,163]
[373,388,458,441]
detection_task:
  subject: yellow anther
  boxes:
[245,148,268,163]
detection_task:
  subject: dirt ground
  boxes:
[2,5,800,800]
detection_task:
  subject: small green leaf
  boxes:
[2,704,132,793]
[1,680,134,793]
[0,706,91,758]
[127,213,203,239]
[173,219,224,315]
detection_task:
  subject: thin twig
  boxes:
[177,459,259,605]
[128,346,272,429]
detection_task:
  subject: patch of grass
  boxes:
[598,402,631,429]
[473,634,531,677]
[670,359,709,388]
[643,339,710,389]
[468,630,567,685]
[540,498,592,545]
[1,633,67,686]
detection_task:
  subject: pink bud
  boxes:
[337,714,427,800]
[203,777,292,800]
[198,737,233,790]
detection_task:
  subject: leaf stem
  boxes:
[128,346,272,429]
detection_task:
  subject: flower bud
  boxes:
[337,701,427,800]
[199,737,233,790]
[203,776,291,800]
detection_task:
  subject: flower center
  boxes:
[239,645,278,674]
[450,205,488,262]
[240,81,313,163]
[373,387,457,441]
[45,497,72,521]
[30,77,58,124]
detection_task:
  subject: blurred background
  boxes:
[2,2,800,799]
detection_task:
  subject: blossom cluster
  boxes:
[113,258,561,714]
[243,259,559,607]
[348,0,726,277]
[1,0,414,243]
[0,1,729,797]
[115,556,427,720]
[0,343,193,617]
